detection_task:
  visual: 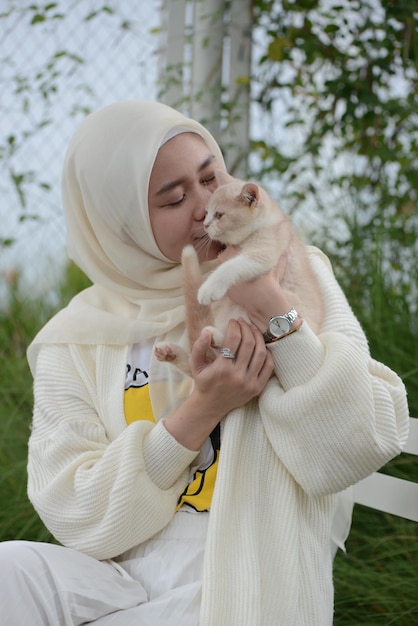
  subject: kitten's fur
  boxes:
[155,170,323,375]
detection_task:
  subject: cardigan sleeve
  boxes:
[258,248,410,497]
[27,343,198,560]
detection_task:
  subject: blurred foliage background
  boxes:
[0,1,417,624]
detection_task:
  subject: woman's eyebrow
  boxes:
[198,154,216,171]
[155,154,216,196]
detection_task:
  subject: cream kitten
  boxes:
[155,171,323,375]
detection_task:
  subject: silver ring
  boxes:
[220,347,236,360]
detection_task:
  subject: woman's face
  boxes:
[148,133,225,263]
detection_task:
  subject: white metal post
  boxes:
[189,0,225,138]
[222,0,252,177]
[158,0,187,108]
[158,0,253,175]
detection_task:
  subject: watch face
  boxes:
[269,316,290,337]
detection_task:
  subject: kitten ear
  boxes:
[215,169,234,186]
[239,183,259,207]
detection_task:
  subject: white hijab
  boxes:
[27,100,225,374]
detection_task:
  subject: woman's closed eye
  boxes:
[166,194,186,207]
[201,175,216,186]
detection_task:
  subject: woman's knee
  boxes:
[0,540,50,575]
[0,539,34,561]
[0,541,67,625]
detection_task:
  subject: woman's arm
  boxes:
[227,247,410,496]
[28,321,273,560]
[28,344,200,560]
[164,319,273,450]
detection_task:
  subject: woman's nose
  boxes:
[193,188,211,220]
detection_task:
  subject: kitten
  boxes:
[155,170,323,375]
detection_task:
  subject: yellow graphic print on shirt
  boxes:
[124,358,155,425]
[176,425,220,512]
[124,385,155,425]
[124,348,220,512]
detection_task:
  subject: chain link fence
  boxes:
[0,1,160,305]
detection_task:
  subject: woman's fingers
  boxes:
[238,319,274,390]
[220,318,273,386]
[218,319,242,363]
[190,318,273,412]
[189,329,216,373]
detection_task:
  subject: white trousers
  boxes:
[0,511,208,625]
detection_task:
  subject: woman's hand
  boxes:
[163,318,273,451]
[218,246,298,333]
[227,271,291,333]
[190,318,273,408]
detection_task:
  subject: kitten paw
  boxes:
[155,342,178,362]
[204,326,224,348]
[198,281,227,305]
[155,342,192,376]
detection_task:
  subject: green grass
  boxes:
[334,506,418,624]
[324,235,418,624]
[0,296,54,542]
[0,255,417,624]
[0,262,91,543]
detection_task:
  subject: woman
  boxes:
[0,100,409,625]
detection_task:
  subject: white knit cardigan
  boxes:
[27,250,409,626]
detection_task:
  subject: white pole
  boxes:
[189,0,225,138]
[158,0,187,109]
[158,0,253,175]
[223,0,252,177]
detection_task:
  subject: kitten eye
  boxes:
[214,211,224,220]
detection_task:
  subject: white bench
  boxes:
[354,417,418,522]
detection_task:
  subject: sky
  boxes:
[0,1,160,303]
[2,0,415,308]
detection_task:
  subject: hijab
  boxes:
[27,100,225,373]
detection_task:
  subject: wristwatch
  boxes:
[263,308,299,343]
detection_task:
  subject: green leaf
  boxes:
[30,14,45,24]
[0,238,15,248]
[267,37,293,62]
